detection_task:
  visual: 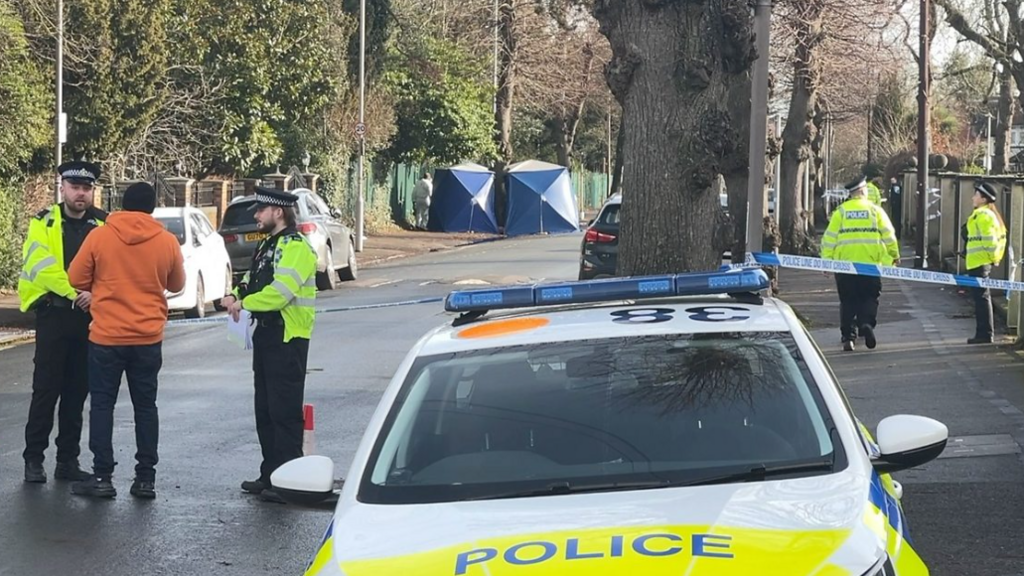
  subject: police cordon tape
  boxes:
[742,251,1024,293]
[164,296,444,328]
[168,253,1024,329]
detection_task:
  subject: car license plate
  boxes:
[245,233,267,242]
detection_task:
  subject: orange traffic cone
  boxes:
[303,403,316,455]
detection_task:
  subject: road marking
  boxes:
[939,434,1021,459]
[419,281,437,286]
[369,279,400,288]
[895,278,1024,466]
[454,279,490,286]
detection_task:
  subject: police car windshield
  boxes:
[359,333,844,505]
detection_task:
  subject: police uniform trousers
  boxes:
[23,303,91,465]
[252,318,309,482]
[835,274,882,342]
[968,264,994,340]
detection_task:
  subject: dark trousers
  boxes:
[252,323,309,482]
[88,343,163,481]
[968,265,994,339]
[836,274,883,342]
[23,306,91,464]
[891,197,903,239]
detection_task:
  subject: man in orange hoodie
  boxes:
[68,182,185,499]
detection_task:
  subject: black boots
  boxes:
[24,462,46,484]
[130,479,156,499]
[241,479,269,495]
[54,460,91,482]
[71,476,117,499]
[860,325,877,350]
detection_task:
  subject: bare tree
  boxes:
[772,0,903,252]
[932,0,1020,173]
[515,13,613,169]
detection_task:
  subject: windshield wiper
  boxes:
[466,479,674,501]
[681,458,835,487]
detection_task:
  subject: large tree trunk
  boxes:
[993,66,1014,174]
[779,3,822,254]
[493,0,516,227]
[594,0,755,275]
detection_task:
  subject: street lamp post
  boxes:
[354,0,366,252]
[915,0,931,269]
[985,112,993,174]
[55,0,64,203]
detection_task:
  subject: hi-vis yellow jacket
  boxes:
[965,205,1007,270]
[865,182,883,206]
[233,231,317,342]
[18,204,105,312]
[821,197,899,266]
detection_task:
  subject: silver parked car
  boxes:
[218,188,357,290]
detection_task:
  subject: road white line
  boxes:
[369,279,401,288]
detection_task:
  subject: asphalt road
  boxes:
[1,234,1023,575]
[0,234,582,576]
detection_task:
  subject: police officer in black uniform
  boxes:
[19,161,108,483]
[222,187,318,503]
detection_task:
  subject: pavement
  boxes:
[0,229,501,342]
[778,245,1024,575]
[1,235,1023,575]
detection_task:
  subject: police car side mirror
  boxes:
[271,455,337,506]
[872,415,948,474]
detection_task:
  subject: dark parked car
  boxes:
[218,188,357,290]
[578,194,622,280]
[578,192,729,280]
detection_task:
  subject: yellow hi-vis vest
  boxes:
[18,204,105,312]
[233,232,317,342]
[821,197,900,266]
[866,182,883,206]
[965,205,1007,270]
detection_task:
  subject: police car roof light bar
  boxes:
[444,269,770,314]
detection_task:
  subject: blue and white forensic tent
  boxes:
[428,163,499,234]
[504,160,580,236]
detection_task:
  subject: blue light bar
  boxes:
[444,269,770,313]
[536,275,675,305]
[676,269,767,295]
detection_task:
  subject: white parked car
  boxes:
[154,207,233,318]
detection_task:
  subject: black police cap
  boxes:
[58,161,101,185]
[974,181,997,202]
[254,186,298,208]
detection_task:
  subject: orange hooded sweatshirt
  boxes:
[69,211,186,346]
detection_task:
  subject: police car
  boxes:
[273,269,946,576]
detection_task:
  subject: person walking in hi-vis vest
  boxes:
[866,179,883,207]
[821,176,900,352]
[963,182,1007,344]
[18,161,107,484]
[220,187,317,504]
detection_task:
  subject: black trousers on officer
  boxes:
[252,321,309,483]
[835,274,882,342]
[968,265,994,340]
[23,304,91,465]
